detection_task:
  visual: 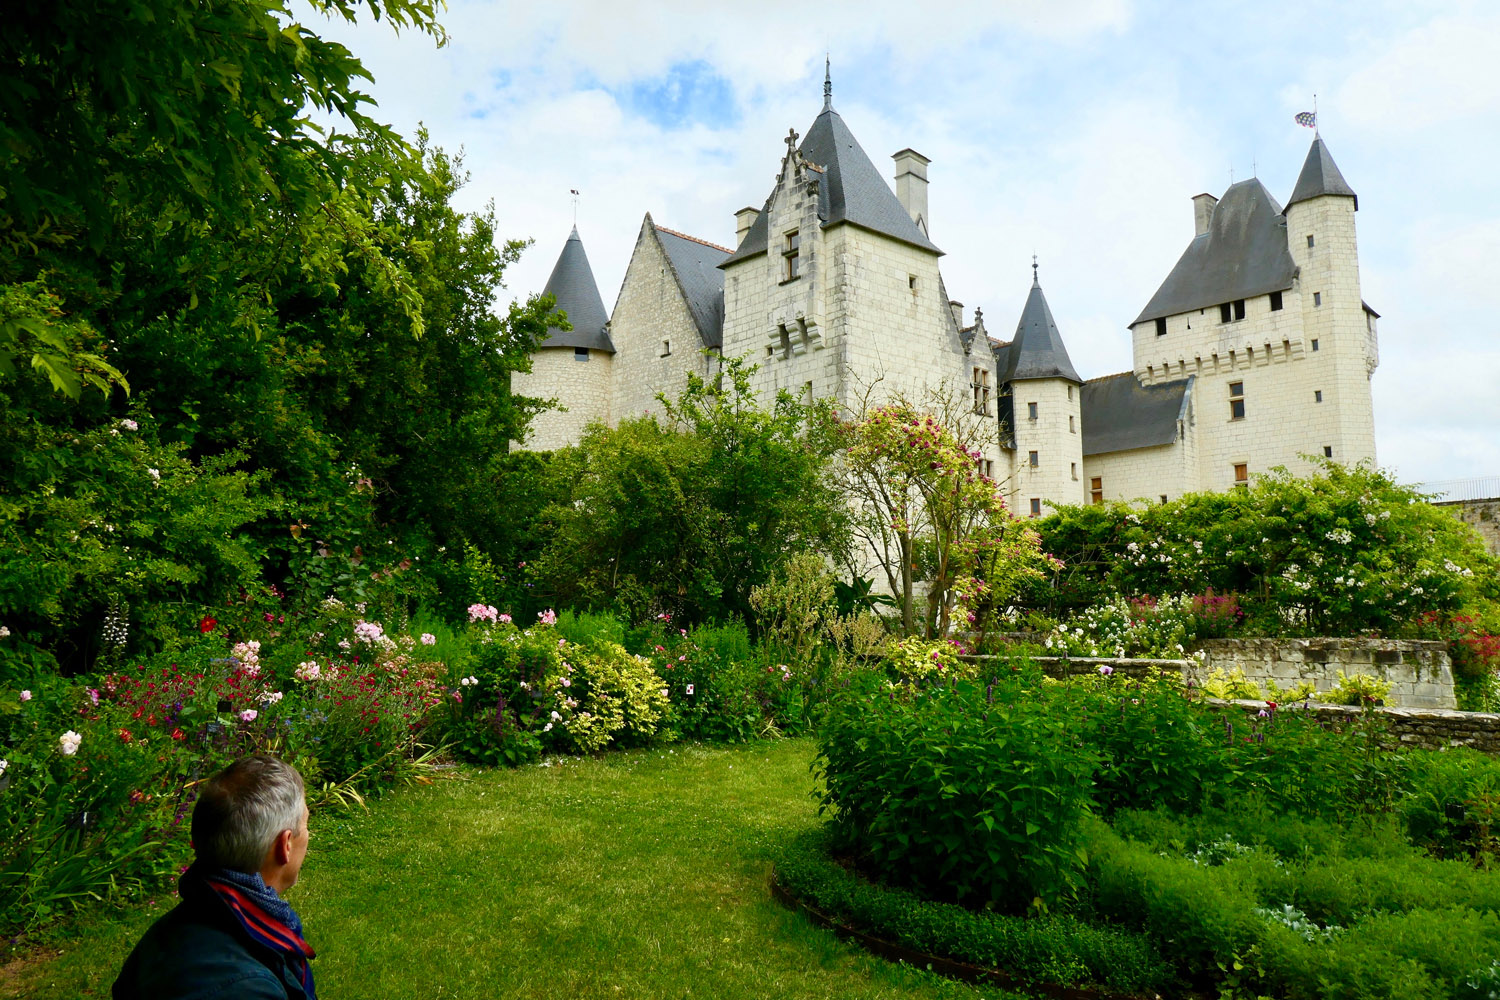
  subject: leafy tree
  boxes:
[533,357,847,625]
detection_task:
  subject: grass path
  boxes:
[7,739,1015,999]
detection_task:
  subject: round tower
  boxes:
[1000,263,1085,515]
[1283,135,1376,466]
[511,226,615,452]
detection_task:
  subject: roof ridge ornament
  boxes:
[823,55,832,112]
[1032,253,1039,287]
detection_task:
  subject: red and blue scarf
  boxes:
[182,864,317,999]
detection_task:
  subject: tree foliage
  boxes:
[532,357,848,625]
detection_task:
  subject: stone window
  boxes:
[1234,299,1247,321]
[1229,381,1245,420]
[1311,339,1320,352]
[1323,445,1333,458]
[1307,234,1315,249]
[661,339,672,357]
[1315,389,1323,402]
[1067,385,1073,401]
[1219,303,1232,324]
[1027,401,1038,421]
[1313,291,1322,307]
[804,380,814,403]
[1029,498,1042,517]
[1234,463,1249,488]
[1090,477,1103,504]
[1028,450,1039,467]
[908,274,918,293]
[1155,317,1167,337]
[1071,462,1078,481]
[782,231,800,281]
[971,367,991,415]
[1269,291,1283,311]
[574,347,589,362]
[975,456,994,479]
[1069,415,1076,433]
[1160,495,1168,504]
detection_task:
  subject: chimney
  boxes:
[949,300,964,329]
[1192,193,1218,237]
[734,206,759,248]
[892,149,931,233]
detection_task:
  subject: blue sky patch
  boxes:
[611,60,739,130]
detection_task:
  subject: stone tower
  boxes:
[511,227,614,451]
[718,70,969,413]
[999,265,1085,515]
[1282,136,1378,465]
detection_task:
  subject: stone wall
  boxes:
[511,347,612,452]
[1220,700,1500,754]
[1195,637,1455,710]
[1437,497,1500,556]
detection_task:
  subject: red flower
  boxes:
[171,729,185,741]
[199,616,217,633]
[119,728,133,743]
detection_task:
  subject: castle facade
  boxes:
[511,81,1379,516]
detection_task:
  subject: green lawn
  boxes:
[6,739,1018,999]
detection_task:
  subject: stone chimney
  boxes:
[949,300,964,329]
[734,206,759,248]
[1192,193,1218,237]
[892,149,931,233]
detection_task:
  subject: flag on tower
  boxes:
[1295,111,1317,128]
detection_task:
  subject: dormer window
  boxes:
[782,231,800,281]
[574,347,589,362]
[971,367,991,415]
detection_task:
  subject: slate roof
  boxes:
[653,222,731,349]
[1080,372,1192,457]
[1131,178,1298,327]
[1002,275,1082,383]
[539,226,614,353]
[1285,136,1357,212]
[721,104,940,267]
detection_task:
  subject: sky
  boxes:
[304,0,1498,491]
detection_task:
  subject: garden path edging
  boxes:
[767,868,1158,1000]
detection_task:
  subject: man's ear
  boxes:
[273,828,295,866]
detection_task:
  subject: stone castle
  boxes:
[512,75,1380,515]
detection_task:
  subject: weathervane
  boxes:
[570,188,579,225]
[1031,253,1039,284]
[823,55,832,111]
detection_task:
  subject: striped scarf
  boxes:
[182,863,317,999]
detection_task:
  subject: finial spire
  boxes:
[1031,253,1039,286]
[823,55,832,111]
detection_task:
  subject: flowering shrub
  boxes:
[1044,595,1198,660]
[880,636,969,685]
[1034,461,1499,634]
[565,641,670,752]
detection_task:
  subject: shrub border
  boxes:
[769,831,1165,1000]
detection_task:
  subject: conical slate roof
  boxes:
[1132,178,1298,326]
[1285,136,1357,212]
[722,101,940,266]
[1001,271,1082,384]
[539,227,614,353]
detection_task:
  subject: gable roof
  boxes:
[652,222,731,349]
[1080,372,1192,457]
[538,226,614,353]
[1001,275,1082,383]
[722,104,940,267]
[1131,178,1298,327]
[1285,136,1357,212]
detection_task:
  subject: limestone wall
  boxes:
[1194,637,1455,710]
[1009,378,1085,513]
[608,221,716,422]
[1220,700,1500,754]
[511,348,612,452]
[1083,442,1185,505]
[1437,498,1500,557]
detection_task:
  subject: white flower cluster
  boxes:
[1324,528,1354,544]
[1254,903,1342,943]
[59,730,83,755]
[1444,559,1475,578]
[458,675,480,687]
[260,690,284,705]
[294,660,322,683]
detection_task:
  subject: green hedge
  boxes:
[772,828,1173,994]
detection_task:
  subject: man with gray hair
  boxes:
[114,754,317,999]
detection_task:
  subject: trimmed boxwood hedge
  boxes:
[771,827,1175,995]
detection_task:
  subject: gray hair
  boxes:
[192,755,306,873]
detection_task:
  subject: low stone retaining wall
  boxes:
[1219,699,1500,754]
[1195,638,1455,710]
[966,637,1457,710]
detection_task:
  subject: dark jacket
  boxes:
[112,887,308,1000]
